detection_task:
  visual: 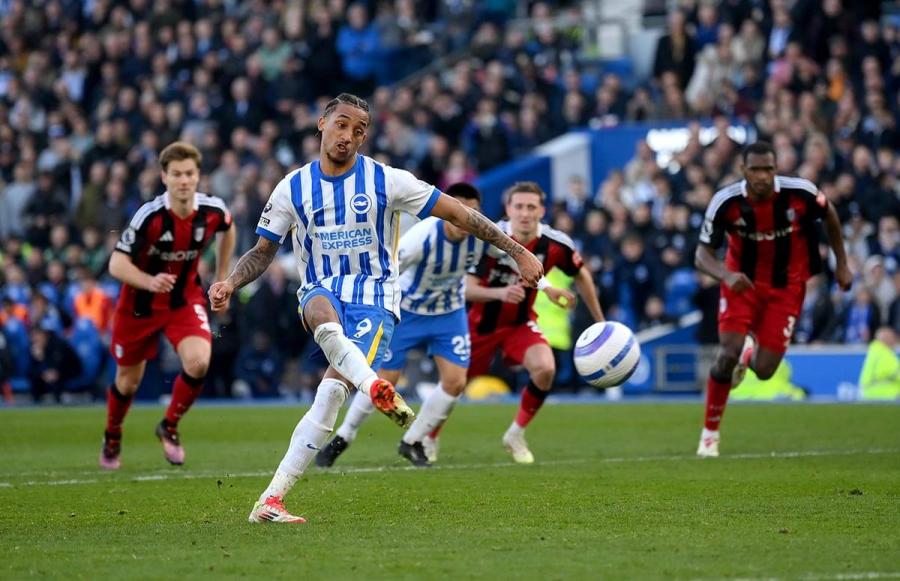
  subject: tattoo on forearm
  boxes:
[226,239,279,289]
[464,208,523,257]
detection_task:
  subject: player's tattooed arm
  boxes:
[225,237,280,290]
[461,207,524,258]
[429,193,544,286]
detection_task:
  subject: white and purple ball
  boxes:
[573,321,641,389]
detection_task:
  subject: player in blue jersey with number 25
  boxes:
[209,94,543,524]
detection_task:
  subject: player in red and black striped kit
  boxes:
[463,182,605,463]
[100,142,236,470]
[694,141,852,457]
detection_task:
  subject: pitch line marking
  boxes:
[0,448,896,489]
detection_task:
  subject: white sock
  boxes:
[335,390,376,442]
[701,427,720,440]
[507,421,525,436]
[402,384,458,444]
[313,322,378,395]
[260,378,349,501]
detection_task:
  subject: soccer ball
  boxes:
[573,321,641,389]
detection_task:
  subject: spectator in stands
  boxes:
[838,286,881,344]
[0,162,35,239]
[864,256,896,320]
[336,3,381,96]
[653,10,696,89]
[28,325,81,403]
[235,331,284,399]
[463,98,512,171]
[72,268,114,336]
[795,274,836,344]
[613,231,664,327]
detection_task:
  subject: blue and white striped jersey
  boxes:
[397,217,488,316]
[256,155,441,318]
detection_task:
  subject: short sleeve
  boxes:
[699,201,726,249]
[256,177,296,244]
[115,207,151,257]
[386,166,441,219]
[805,189,828,221]
[216,206,233,232]
[558,246,584,277]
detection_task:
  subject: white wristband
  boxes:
[537,277,551,291]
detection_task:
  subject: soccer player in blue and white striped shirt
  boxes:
[209,94,543,523]
[318,183,491,468]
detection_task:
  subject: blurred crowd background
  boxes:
[0,0,897,402]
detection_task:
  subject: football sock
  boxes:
[335,389,376,442]
[314,322,378,395]
[165,371,205,426]
[428,423,444,439]
[261,378,349,501]
[514,381,548,428]
[403,384,458,445]
[105,383,133,438]
[704,374,732,431]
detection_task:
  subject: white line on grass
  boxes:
[1,448,897,489]
[694,572,900,581]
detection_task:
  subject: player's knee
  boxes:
[531,365,555,389]
[313,321,343,344]
[711,354,738,380]
[754,361,778,381]
[183,357,209,379]
[442,377,467,396]
[115,374,141,395]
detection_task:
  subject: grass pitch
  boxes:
[1,402,898,580]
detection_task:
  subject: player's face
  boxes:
[505,191,545,238]
[742,152,776,198]
[161,158,200,202]
[446,196,480,239]
[319,104,368,168]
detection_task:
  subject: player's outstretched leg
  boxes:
[99,383,133,470]
[316,390,375,467]
[156,371,205,465]
[249,378,349,524]
[698,372,729,458]
[398,383,460,467]
[503,380,549,464]
[698,332,752,457]
[730,334,757,388]
[313,321,414,428]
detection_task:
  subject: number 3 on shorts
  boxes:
[194,304,211,332]
[783,315,796,347]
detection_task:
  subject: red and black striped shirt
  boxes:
[468,221,583,334]
[699,176,828,288]
[114,192,232,317]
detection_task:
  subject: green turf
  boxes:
[1,402,898,580]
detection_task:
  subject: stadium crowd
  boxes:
[0,0,897,401]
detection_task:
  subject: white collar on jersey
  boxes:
[163,191,199,211]
[739,176,782,197]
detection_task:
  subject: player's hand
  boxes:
[545,287,576,310]
[147,273,177,293]
[514,250,544,287]
[835,262,853,291]
[208,280,235,312]
[498,284,526,304]
[723,271,754,293]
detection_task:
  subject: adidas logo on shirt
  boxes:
[159,231,174,242]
